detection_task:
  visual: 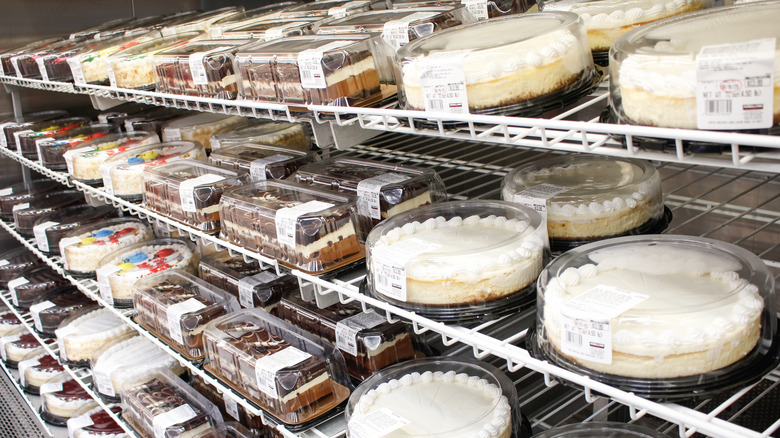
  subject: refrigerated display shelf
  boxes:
[2,75,780,171]
[0,130,778,437]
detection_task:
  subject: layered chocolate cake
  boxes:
[208,143,318,182]
[8,266,72,310]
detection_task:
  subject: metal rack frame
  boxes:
[0,74,777,438]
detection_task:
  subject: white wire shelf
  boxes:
[0,342,59,437]
[2,75,780,172]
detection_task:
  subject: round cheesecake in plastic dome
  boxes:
[610,2,780,130]
[501,155,668,252]
[346,357,529,438]
[365,200,547,322]
[63,131,159,183]
[533,235,777,400]
[396,13,598,116]
[532,422,672,438]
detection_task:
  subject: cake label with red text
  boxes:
[357,173,411,220]
[33,221,59,252]
[96,264,121,305]
[238,271,280,308]
[179,173,225,212]
[696,37,776,130]
[461,0,489,20]
[335,310,387,356]
[298,41,354,89]
[560,285,649,364]
[381,12,438,51]
[249,154,292,180]
[67,414,94,438]
[93,370,115,397]
[254,346,312,398]
[512,183,571,222]
[275,200,335,249]
[30,300,56,332]
[8,277,29,307]
[349,407,410,438]
[419,51,469,114]
[67,57,87,85]
[166,298,207,345]
[371,238,441,302]
[224,394,240,420]
[152,404,198,438]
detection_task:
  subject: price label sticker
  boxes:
[39,381,63,395]
[254,346,311,398]
[36,56,51,82]
[12,202,29,212]
[188,52,209,86]
[33,221,59,252]
[224,395,240,420]
[349,407,410,438]
[356,173,411,220]
[96,264,121,305]
[179,174,225,213]
[8,277,29,307]
[152,405,198,438]
[67,414,94,438]
[560,286,649,365]
[67,57,87,85]
[275,200,334,249]
[30,300,56,332]
[238,271,279,308]
[99,162,115,195]
[18,355,41,387]
[166,298,207,345]
[461,0,489,20]
[298,41,352,89]
[0,187,12,196]
[511,183,570,223]
[10,55,24,78]
[164,127,182,142]
[335,310,386,356]
[249,154,291,180]
[371,238,440,302]
[696,37,776,130]
[93,370,115,397]
[106,63,117,87]
[381,12,437,51]
[419,51,469,115]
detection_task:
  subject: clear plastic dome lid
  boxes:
[536,235,775,381]
[346,357,519,438]
[609,2,780,129]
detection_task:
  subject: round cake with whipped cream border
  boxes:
[366,201,547,307]
[501,155,664,242]
[347,357,519,438]
[611,2,780,129]
[538,235,772,379]
[397,13,595,112]
[41,377,98,424]
[543,0,711,53]
[60,217,152,277]
[96,238,198,307]
[65,131,159,182]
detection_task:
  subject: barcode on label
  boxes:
[302,70,312,79]
[565,330,583,346]
[428,99,444,110]
[705,100,732,115]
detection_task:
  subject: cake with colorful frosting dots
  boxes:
[66,132,158,181]
[61,218,152,276]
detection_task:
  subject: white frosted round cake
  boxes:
[96,238,198,306]
[65,132,159,181]
[612,3,780,128]
[540,236,766,378]
[61,218,152,276]
[367,202,546,306]
[55,308,133,365]
[544,0,709,52]
[349,370,512,438]
[398,13,594,112]
[501,156,664,241]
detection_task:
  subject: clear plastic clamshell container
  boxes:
[219,18,322,41]
[280,0,382,19]
[391,0,530,18]
[152,39,252,99]
[99,140,206,200]
[0,247,42,287]
[346,357,523,438]
[235,34,383,106]
[143,160,251,232]
[18,350,65,395]
[209,120,310,151]
[295,157,446,233]
[501,155,667,251]
[160,6,247,36]
[531,422,674,438]
[208,143,319,182]
[133,269,240,360]
[0,179,60,220]
[95,237,199,308]
[28,289,96,337]
[396,13,597,115]
[120,368,225,438]
[317,7,474,83]
[7,266,72,311]
[32,203,119,254]
[198,252,299,311]
[36,123,120,169]
[0,37,62,77]
[209,2,306,38]
[55,307,133,366]
[189,375,270,435]
[609,2,780,130]
[69,17,136,41]
[90,333,184,402]
[15,116,90,158]
[64,131,160,183]
[106,32,204,90]
[12,189,85,236]
[202,308,353,426]
[277,291,415,380]
[162,113,247,150]
[0,110,68,150]
[541,0,712,56]
[365,200,547,322]
[533,235,777,400]
[0,310,23,337]
[64,31,162,86]
[40,375,97,426]
[59,217,153,278]
[219,180,365,274]
[66,405,126,438]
